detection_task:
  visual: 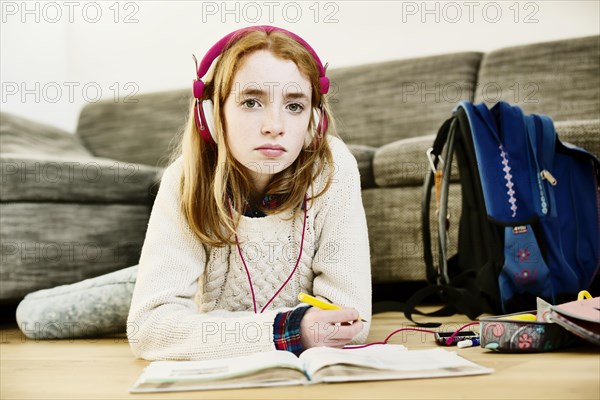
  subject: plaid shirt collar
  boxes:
[243,193,288,218]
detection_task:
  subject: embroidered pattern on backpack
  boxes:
[499,144,517,217]
[514,268,538,284]
[517,248,530,262]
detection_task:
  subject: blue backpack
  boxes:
[403,101,599,325]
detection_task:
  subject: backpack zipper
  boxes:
[538,169,557,215]
[541,170,557,186]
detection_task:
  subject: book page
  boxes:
[130,351,306,393]
[300,346,493,383]
[299,345,408,376]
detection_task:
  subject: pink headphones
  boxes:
[192,25,330,146]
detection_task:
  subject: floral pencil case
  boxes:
[479,311,579,352]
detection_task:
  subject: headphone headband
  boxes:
[194,25,329,95]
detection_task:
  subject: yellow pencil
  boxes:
[297,292,367,322]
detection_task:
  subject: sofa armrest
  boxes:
[346,144,377,189]
[1,112,165,204]
[0,153,163,204]
[1,112,92,158]
[554,119,599,157]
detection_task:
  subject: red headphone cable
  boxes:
[227,194,308,314]
[344,321,480,349]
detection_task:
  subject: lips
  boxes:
[255,144,286,158]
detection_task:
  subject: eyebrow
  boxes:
[241,88,310,102]
[241,88,265,98]
[285,92,310,101]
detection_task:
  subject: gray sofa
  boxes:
[1,35,598,304]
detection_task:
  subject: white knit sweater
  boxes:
[127,136,372,360]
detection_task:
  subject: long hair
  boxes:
[170,28,337,247]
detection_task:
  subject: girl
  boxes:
[17,25,372,361]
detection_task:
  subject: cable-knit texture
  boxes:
[127,136,372,361]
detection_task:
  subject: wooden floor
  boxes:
[1,308,599,399]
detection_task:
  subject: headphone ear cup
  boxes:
[202,100,217,143]
[195,99,217,145]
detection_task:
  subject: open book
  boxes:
[130,345,493,393]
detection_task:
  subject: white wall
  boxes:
[1,0,599,133]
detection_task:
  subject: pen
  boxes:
[457,338,481,348]
[297,292,367,322]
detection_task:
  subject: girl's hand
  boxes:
[300,307,364,349]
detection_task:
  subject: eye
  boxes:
[242,99,260,108]
[287,103,304,113]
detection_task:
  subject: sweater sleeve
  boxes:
[127,158,279,361]
[310,138,373,344]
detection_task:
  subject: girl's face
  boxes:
[223,49,312,194]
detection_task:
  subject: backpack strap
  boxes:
[403,281,484,326]
[423,116,455,285]
[437,120,457,285]
[413,102,497,325]
[412,105,485,327]
[372,296,456,328]
[374,268,486,327]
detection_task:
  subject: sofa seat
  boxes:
[1,202,149,301]
[362,184,461,282]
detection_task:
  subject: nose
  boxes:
[261,107,284,136]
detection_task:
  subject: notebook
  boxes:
[129,345,493,393]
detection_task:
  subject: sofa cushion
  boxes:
[475,36,599,121]
[373,135,459,188]
[1,112,91,158]
[347,144,376,188]
[0,155,163,204]
[327,52,482,148]
[76,89,190,167]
